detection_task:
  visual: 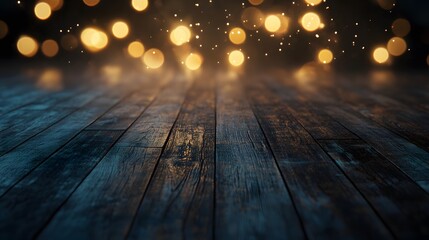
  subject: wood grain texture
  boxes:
[320,140,429,238]
[0,91,131,196]
[216,77,304,239]
[245,78,392,239]
[0,130,122,239]
[128,76,215,240]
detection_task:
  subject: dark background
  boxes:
[0,0,428,69]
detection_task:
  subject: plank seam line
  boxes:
[33,79,171,239]
[329,108,429,195]
[289,108,397,239]
[124,78,192,240]
[242,78,309,240]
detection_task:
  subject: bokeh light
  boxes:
[42,0,63,11]
[241,7,264,30]
[373,47,389,64]
[229,50,245,67]
[112,21,129,39]
[83,0,100,7]
[301,12,321,32]
[318,49,333,64]
[41,39,59,57]
[264,15,281,33]
[131,0,149,12]
[229,27,246,45]
[143,48,164,69]
[34,2,52,20]
[376,0,396,10]
[37,68,63,91]
[248,0,264,6]
[305,0,322,6]
[127,41,145,58]
[170,25,192,46]
[185,53,203,71]
[17,35,39,57]
[0,20,8,39]
[391,18,411,37]
[387,37,407,56]
[61,34,79,51]
[80,27,109,52]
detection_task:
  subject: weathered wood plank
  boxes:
[118,77,191,147]
[0,91,131,196]
[324,106,429,193]
[128,75,215,240]
[245,78,392,239]
[0,130,122,239]
[215,77,304,239]
[320,140,429,238]
[38,146,162,240]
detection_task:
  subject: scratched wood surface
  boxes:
[0,69,428,240]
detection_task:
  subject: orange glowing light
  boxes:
[229,50,245,67]
[264,15,281,33]
[34,2,52,20]
[128,41,145,58]
[131,0,149,11]
[387,37,407,56]
[391,18,411,37]
[248,0,264,6]
[143,48,164,69]
[305,0,322,6]
[80,27,109,52]
[185,53,203,71]
[373,47,389,64]
[42,0,63,11]
[170,25,192,46]
[0,20,8,39]
[41,39,59,57]
[17,35,39,57]
[83,0,100,7]
[318,49,333,64]
[241,7,264,30]
[301,12,321,32]
[112,21,129,39]
[229,27,246,45]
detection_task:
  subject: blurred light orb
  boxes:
[318,49,333,64]
[34,2,52,20]
[112,21,129,39]
[241,7,264,30]
[80,27,109,52]
[387,37,407,56]
[83,0,100,7]
[170,25,192,46]
[42,0,63,11]
[143,48,164,69]
[305,0,322,6]
[264,15,281,33]
[373,47,389,64]
[229,50,245,67]
[248,0,264,6]
[229,27,246,45]
[131,0,149,11]
[128,41,145,58]
[185,53,203,71]
[41,39,59,57]
[61,34,79,51]
[391,18,410,37]
[377,0,396,10]
[301,12,321,32]
[17,36,39,57]
[0,20,8,39]
[427,55,429,66]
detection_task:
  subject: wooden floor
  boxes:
[0,67,428,239]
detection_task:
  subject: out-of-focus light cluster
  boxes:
[2,0,427,69]
[80,27,109,52]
